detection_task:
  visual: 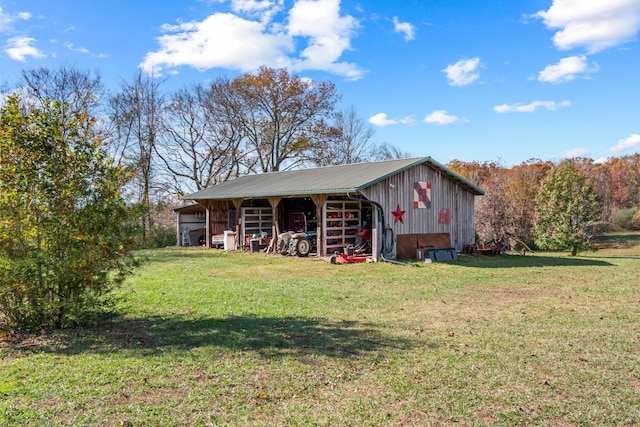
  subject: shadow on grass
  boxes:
[9,314,424,360]
[455,253,614,268]
[591,232,640,249]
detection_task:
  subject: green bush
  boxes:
[0,96,137,332]
[150,226,177,248]
[533,161,601,256]
[612,207,638,230]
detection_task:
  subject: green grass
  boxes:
[1,234,640,426]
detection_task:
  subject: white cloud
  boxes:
[393,16,415,41]
[563,147,590,158]
[231,0,282,15]
[140,13,292,75]
[229,0,284,25]
[369,112,398,127]
[535,0,640,53]
[60,40,107,58]
[1,6,31,33]
[287,0,361,78]
[424,110,463,125]
[63,42,90,54]
[141,0,363,80]
[5,36,46,61]
[368,113,413,127]
[0,9,9,32]
[398,116,414,125]
[443,57,480,86]
[610,133,640,153]
[538,55,598,83]
[493,100,571,113]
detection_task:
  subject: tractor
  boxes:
[276,231,317,257]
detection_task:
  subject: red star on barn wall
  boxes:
[392,203,405,224]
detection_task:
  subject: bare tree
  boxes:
[16,66,105,136]
[313,106,376,166]
[156,82,244,194]
[474,172,512,242]
[370,142,412,160]
[109,71,164,244]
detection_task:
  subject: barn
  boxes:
[180,157,484,260]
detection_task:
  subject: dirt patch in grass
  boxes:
[429,284,563,324]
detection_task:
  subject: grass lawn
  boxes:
[1,233,639,426]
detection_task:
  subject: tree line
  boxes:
[449,155,640,251]
[4,64,639,251]
[4,64,638,249]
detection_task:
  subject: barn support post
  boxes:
[311,195,328,257]
[371,224,379,262]
[232,198,244,250]
[266,197,282,253]
[205,201,211,248]
[175,210,181,247]
[370,204,380,261]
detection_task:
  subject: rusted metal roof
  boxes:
[183,157,484,201]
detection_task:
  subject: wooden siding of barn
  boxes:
[360,163,476,252]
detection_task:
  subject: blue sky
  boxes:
[1,0,639,166]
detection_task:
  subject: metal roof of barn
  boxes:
[183,157,484,201]
[173,203,205,214]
